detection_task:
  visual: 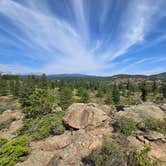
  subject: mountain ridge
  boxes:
[1,72,166,79]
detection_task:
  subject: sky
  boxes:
[0,0,166,76]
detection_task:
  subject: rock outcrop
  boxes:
[63,103,109,129]
[115,102,166,123]
[16,102,166,166]
[17,103,112,166]
[144,131,165,141]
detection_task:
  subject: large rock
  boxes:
[144,131,165,141]
[149,142,166,163]
[127,136,145,150]
[115,103,166,123]
[17,123,112,166]
[63,103,109,129]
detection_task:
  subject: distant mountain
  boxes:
[48,73,91,79]
[149,72,166,79]
[1,72,166,80]
[109,74,147,79]
[47,72,166,80]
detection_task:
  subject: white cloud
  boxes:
[0,0,165,75]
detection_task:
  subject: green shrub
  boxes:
[0,135,30,166]
[85,141,127,166]
[114,117,137,136]
[18,112,65,141]
[83,138,128,166]
[128,146,161,166]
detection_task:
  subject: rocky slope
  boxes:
[17,103,112,166]
[114,102,166,164]
[1,99,165,166]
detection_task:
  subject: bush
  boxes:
[83,137,129,166]
[0,135,30,166]
[18,112,65,141]
[114,117,137,136]
[128,146,161,166]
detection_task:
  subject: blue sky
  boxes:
[0,0,166,75]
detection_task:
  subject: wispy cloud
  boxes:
[101,0,166,62]
[0,0,165,75]
[115,57,166,74]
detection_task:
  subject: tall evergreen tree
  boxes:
[141,82,148,102]
[13,79,20,96]
[80,90,90,103]
[161,82,166,99]
[59,86,73,110]
[0,78,8,95]
[112,84,120,105]
[39,73,48,89]
[96,88,104,98]
[23,88,54,118]
[152,80,158,95]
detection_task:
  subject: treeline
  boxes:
[0,74,166,110]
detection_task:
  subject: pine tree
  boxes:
[80,90,90,103]
[105,91,112,105]
[13,79,20,96]
[59,86,73,110]
[141,82,148,102]
[0,78,8,95]
[96,88,104,98]
[152,80,158,95]
[112,84,120,105]
[161,82,166,99]
[77,87,85,97]
[23,88,54,118]
[39,73,48,89]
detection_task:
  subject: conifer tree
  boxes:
[80,90,90,103]
[59,86,73,110]
[141,81,148,102]
[23,88,54,118]
[161,82,166,99]
[112,84,120,105]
